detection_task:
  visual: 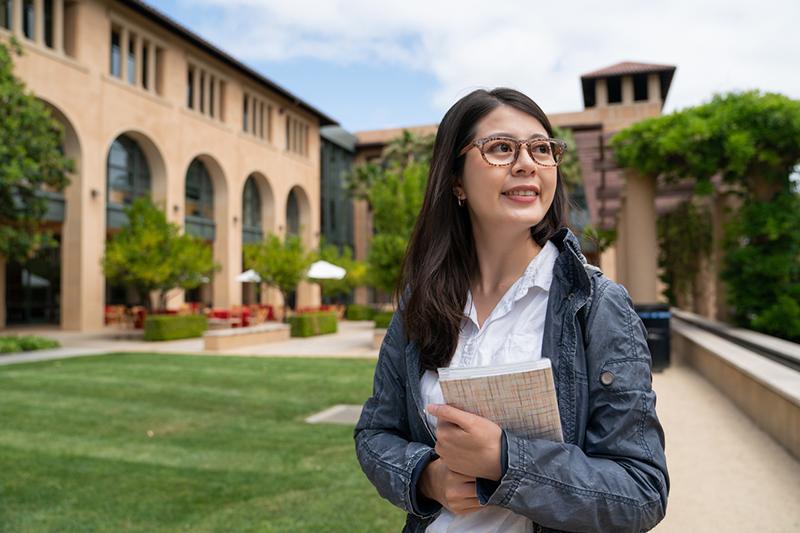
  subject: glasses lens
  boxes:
[529,140,563,166]
[482,138,517,165]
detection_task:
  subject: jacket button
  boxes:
[600,371,615,386]
[535,525,543,533]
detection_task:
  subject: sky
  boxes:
[154,0,800,132]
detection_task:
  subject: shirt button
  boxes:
[600,371,615,386]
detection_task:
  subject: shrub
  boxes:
[346,304,376,321]
[143,314,208,341]
[289,312,338,337]
[0,335,59,353]
[373,311,394,329]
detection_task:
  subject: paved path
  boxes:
[0,320,379,366]
[2,324,799,530]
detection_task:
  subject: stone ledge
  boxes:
[203,323,290,350]
[672,319,800,460]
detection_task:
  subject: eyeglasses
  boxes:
[459,136,567,167]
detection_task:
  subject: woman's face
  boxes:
[455,104,558,235]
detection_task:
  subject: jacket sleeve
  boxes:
[354,311,441,518]
[478,281,669,532]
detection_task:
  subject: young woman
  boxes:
[354,88,669,533]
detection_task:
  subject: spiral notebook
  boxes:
[438,358,563,442]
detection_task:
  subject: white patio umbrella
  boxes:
[236,269,262,283]
[307,260,346,280]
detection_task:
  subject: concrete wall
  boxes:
[672,319,800,461]
[1,0,323,330]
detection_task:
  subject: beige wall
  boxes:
[1,0,322,330]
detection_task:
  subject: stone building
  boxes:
[0,0,337,330]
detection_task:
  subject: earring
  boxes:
[458,196,464,207]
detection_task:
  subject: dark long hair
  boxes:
[396,88,567,370]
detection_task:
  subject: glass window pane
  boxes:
[127,34,136,85]
[187,68,194,109]
[108,140,127,168]
[23,0,34,40]
[199,71,205,113]
[243,95,248,131]
[44,0,53,48]
[142,44,149,89]
[110,30,121,77]
[0,1,11,30]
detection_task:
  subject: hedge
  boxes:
[143,314,208,341]
[0,335,60,354]
[373,311,394,329]
[345,304,376,321]
[289,311,338,337]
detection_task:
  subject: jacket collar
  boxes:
[549,227,593,299]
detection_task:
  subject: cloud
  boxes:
[182,0,800,117]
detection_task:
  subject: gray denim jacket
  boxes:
[354,228,669,533]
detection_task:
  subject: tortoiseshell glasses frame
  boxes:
[458,136,567,167]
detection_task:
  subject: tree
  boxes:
[103,197,219,311]
[243,233,313,321]
[366,162,427,295]
[314,238,366,304]
[611,91,800,340]
[0,38,73,261]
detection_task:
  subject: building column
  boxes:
[648,74,661,104]
[62,143,105,331]
[212,206,241,309]
[622,76,634,104]
[146,43,156,93]
[596,78,608,107]
[615,204,628,287]
[52,0,63,52]
[600,244,617,283]
[33,0,43,44]
[134,35,143,87]
[119,26,128,82]
[0,257,6,328]
[12,0,22,37]
[621,170,658,303]
[191,66,199,110]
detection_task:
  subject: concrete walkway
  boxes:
[1,324,798,530]
[0,320,379,366]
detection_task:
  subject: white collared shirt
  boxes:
[420,239,558,533]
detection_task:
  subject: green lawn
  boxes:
[0,354,405,532]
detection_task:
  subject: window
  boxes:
[285,116,309,156]
[127,34,136,85]
[243,95,249,132]
[242,175,263,244]
[23,0,34,39]
[633,74,649,102]
[185,160,214,220]
[141,42,149,90]
[209,75,215,118]
[187,62,224,122]
[286,189,300,236]
[44,0,53,47]
[184,159,216,241]
[0,0,10,30]
[242,92,270,140]
[110,28,121,78]
[187,67,194,109]
[607,76,622,104]
[106,135,151,208]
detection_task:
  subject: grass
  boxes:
[0,354,406,532]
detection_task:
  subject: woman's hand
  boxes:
[419,457,482,515]
[427,404,503,481]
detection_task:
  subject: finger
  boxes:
[426,404,477,429]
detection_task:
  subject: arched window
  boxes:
[286,189,300,237]
[242,175,263,243]
[185,159,215,240]
[107,135,151,229]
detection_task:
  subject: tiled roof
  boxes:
[355,124,439,146]
[581,61,676,79]
[119,0,337,126]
